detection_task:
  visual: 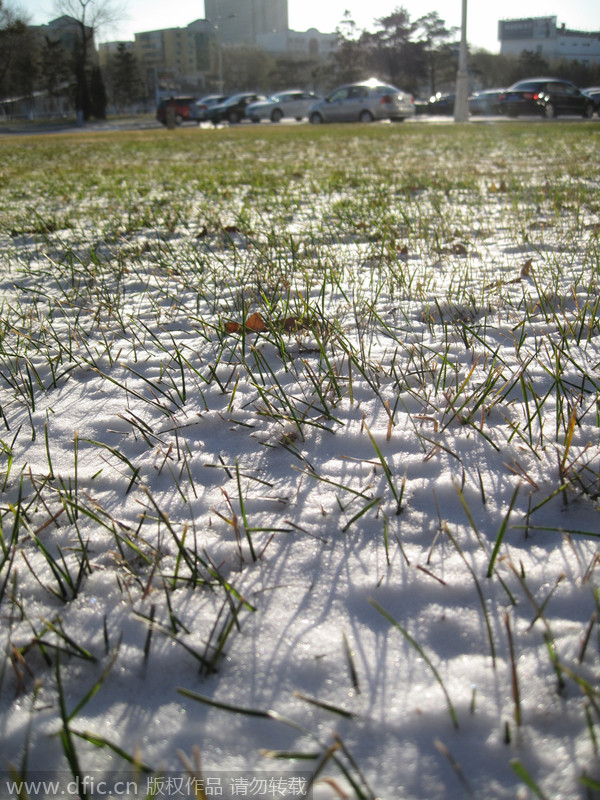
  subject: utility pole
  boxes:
[454,0,469,122]
[217,30,223,94]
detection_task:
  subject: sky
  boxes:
[15,0,600,53]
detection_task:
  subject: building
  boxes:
[33,15,99,65]
[94,0,336,99]
[498,16,600,66]
[204,0,288,46]
[134,20,216,97]
[256,28,337,60]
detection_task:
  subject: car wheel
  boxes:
[228,111,240,124]
[544,103,555,119]
[310,112,323,124]
[175,114,183,126]
[271,109,283,123]
[583,102,594,119]
[359,110,374,123]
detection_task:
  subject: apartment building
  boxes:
[204,0,289,46]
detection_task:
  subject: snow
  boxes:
[1,126,600,800]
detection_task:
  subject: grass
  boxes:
[0,120,599,797]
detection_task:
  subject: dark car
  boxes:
[469,89,504,115]
[583,87,600,114]
[194,94,228,122]
[498,79,594,119]
[156,97,198,126]
[206,93,267,125]
[425,93,455,115]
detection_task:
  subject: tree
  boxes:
[39,36,71,110]
[414,11,457,96]
[328,13,369,86]
[515,49,550,81]
[52,0,120,119]
[221,45,274,92]
[268,57,316,92]
[365,7,421,88]
[0,1,29,96]
[89,64,106,117]
[104,42,145,111]
[469,50,515,89]
[328,12,368,85]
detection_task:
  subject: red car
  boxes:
[156,97,198,126]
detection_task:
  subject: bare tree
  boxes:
[53,0,122,119]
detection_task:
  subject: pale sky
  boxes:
[15,0,600,53]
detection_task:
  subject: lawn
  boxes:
[0,120,599,800]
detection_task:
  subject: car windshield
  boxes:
[224,94,247,106]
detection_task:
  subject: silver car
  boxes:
[309,79,414,124]
[246,91,322,123]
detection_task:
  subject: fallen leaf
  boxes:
[225,313,311,335]
[520,259,533,278]
[279,316,308,332]
[245,312,268,332]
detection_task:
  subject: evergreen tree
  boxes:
[0,1,29,97]
[414,11,457,96]
[39,36,71,109]
[109,43,144,110]
[90,64,106,118]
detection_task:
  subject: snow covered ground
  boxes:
[0,123,599,799]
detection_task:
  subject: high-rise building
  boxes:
[204,0,289,46]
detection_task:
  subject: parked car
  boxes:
[206,93,268,124]
[246,91,322,123]
[309,79,414,124]
[583,87,600,114]
[413,98,430,115]
[497,78,594,118]
[194,94,228,122]
[469,89,504,115]
[425,92,455,115]
[156,96,198,126]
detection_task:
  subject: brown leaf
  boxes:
[520,259,533,278]
[245,312,267,332]
[279,316,309,332]
[224,314,266,333]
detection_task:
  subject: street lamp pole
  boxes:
[454,0,469,122]
[217,31,223,94]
